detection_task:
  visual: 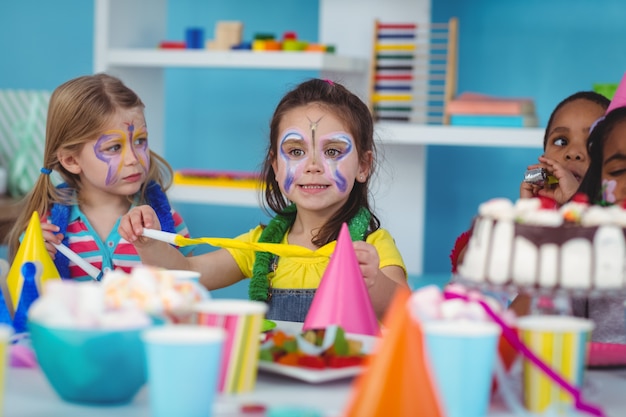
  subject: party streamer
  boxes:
[142,229,335,259]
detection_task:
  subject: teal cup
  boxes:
[142,325,225,417]
[423,320,501,417]
[28,321,149,404]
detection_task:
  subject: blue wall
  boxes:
[426,0,626,273]
[2,0,626,286]
[0,2,93,89]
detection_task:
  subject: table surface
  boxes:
[5,366,626,417]
[5,320,626,417]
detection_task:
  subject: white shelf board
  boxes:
[168,184,259,207]
[168,124,543,207]
[106,49,368,72]
[375,122,544,148]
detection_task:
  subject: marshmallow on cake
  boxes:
[458,196,626,292]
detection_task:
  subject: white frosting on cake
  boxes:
[593,225,625,288]
[538,244,558,288]
[479,198,514,219]
[561,238,592,289]
[486,220,514,284]
[511,236,537,286]
[458,197,626,292]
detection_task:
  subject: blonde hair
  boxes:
[7,73,173,260]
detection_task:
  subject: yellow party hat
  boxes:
[6,211,61,310]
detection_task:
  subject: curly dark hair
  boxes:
[543,91,610,149]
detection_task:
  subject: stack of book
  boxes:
[446,92,538,127]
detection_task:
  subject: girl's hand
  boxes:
[118,205,161,247]
[41,222,63,260]
[353,241,380,288]
[520,178,541,199]
[536,157,580,205]
[520,162,546,199]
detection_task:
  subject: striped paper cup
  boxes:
[517,315,594,414]
[192,299,267,394]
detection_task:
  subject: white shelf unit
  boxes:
[105,49,368,72]
[94,0,369,156]
[94,0,544,276]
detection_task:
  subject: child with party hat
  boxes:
[572,71,626,343]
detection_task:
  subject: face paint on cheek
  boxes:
[95,122,149,187]
[94,133,123,186]
[322,133,354,194]
[132,126,150,173]
[278,129,308,193]
[327,159,348,193]
[602,179,617,203]
[279,146,304,192]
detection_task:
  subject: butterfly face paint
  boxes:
[278,126,355,194]
[94,121,150,186]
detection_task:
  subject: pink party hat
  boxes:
[606,72,626,114]
[302,223,380,336]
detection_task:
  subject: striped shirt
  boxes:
[43,204,194,281]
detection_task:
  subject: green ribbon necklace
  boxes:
[249,205,371,301]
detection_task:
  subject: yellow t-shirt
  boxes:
[226,226,407,289]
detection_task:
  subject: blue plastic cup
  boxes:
[423,320,501,417]
[142,325,225,417]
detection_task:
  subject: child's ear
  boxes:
[357,150,373,183]
[57,149,82,175]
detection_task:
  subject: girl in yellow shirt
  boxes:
[119,79,408,322]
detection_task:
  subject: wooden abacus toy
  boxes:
[369,18,458,125]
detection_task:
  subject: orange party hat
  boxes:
[303,223,379,336]
[6,211,60,310]
[344,287,445,417]
[606,72,626,114]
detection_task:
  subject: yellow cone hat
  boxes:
[6,211,60,309]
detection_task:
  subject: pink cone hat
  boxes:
[303,223,380,336]
[606,72,626,114]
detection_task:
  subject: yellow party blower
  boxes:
[141,228,336,258]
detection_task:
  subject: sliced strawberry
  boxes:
[297,355,326,369]
[326,355,365,368]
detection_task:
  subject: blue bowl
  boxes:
[28,321,149,404]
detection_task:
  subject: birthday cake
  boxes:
[457,196,626,292]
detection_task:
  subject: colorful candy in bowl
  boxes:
[27,279,153,404]
[102,266,209,323]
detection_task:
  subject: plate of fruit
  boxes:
[257,324,377,383]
